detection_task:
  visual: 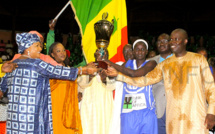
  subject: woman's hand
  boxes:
[2,61,18,73]
[86,62,98,75]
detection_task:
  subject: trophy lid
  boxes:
[95,12,114,25]
[94,12,114,48]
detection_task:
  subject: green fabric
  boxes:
[71,0,112,34]
[46,30,55,54]
[73,57,87,68]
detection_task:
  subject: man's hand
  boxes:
[99,69,107,83]
[107,66,118,77]
[2,61,18,73]
[205,114,215,129]
[78,92,82,102]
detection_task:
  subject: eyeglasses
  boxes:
[157,39,168,44]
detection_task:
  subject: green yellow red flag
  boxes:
[70,0,128,63]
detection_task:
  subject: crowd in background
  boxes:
[0,32,85,67]
[1,29,215,67]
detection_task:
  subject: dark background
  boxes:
[0,0,215,37]
[1,0,215,63]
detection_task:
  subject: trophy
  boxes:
[94,12,114,69]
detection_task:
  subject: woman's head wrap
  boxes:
[133,39,148,50]
[16,32,40,53]
[29,31,43,39]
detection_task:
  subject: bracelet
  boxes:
[79,67,82,75]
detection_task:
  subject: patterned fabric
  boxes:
[0,58,78,134]
[16,33,40,53]
[29,31,43,38]
[120,59,157,134]
[11,53,61,66]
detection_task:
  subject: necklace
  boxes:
[22,55,31,58]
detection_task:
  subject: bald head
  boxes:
[169,28,188,57]
[171,28,188,40]
[123,44,134,61]
[123,44,132,52]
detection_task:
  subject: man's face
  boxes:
[157,36,170,54]
[169,31,187,55]
[123,45,134,61]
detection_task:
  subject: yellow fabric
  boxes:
[50,79,82,134]
[71,0,127,63]
[0,64,5,78]
[77,75,115,134]
[117,52,215,134]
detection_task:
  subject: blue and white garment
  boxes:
[0,58,78,134]
[16,32,40,54]
[121,59,157,134]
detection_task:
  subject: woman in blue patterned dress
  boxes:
[0,33,97,134]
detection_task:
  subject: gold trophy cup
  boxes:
[94,12,114,69]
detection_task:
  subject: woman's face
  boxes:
[27,42,42,58]
[133,42,148,60]
[51,43,67,64]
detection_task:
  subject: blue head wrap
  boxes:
[16,32,40,53]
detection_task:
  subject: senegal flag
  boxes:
[70,0,128,63]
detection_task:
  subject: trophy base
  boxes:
[94,61,108,70]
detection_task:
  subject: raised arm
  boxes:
[105,60,157,77]
[46,19,57,54]
[111,62,163,87]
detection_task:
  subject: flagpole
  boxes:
[52,1,71,23]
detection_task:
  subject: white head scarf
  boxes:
[133,39,148,50]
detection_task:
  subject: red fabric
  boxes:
[66,50,71,58]
[110,26,128,63]
[0,122,6,134]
